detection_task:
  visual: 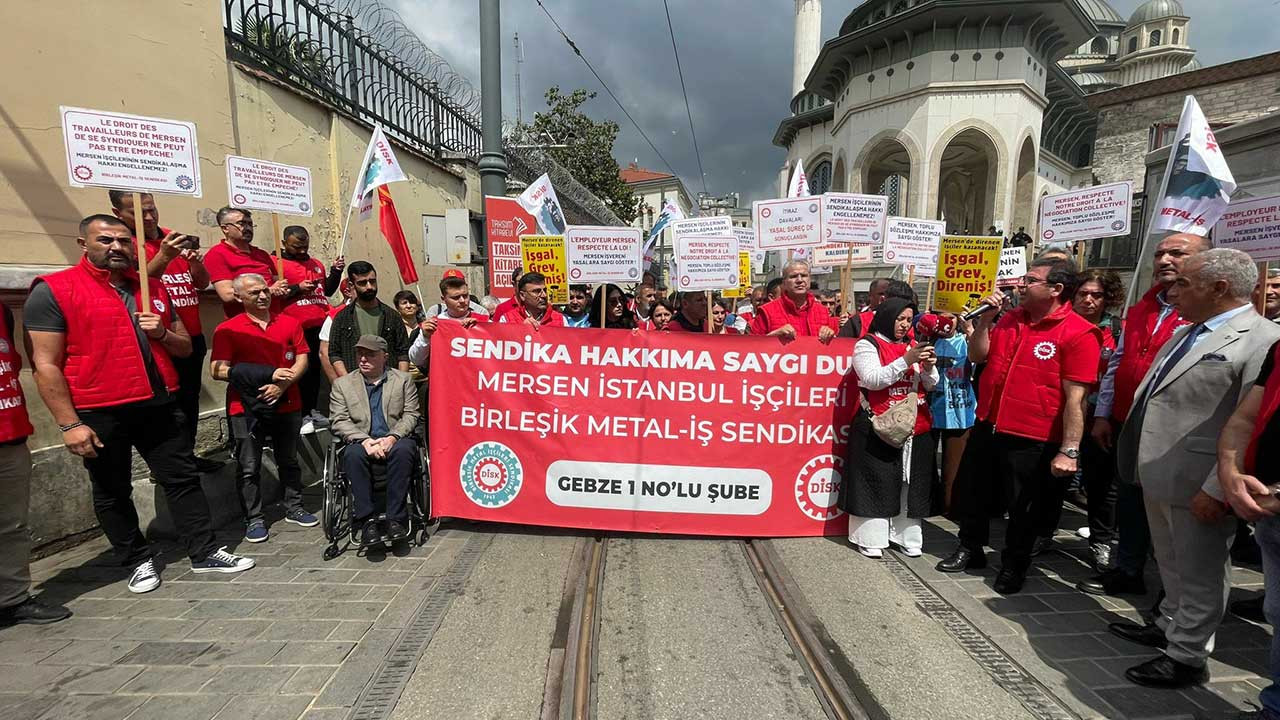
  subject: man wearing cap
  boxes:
[408,275,487,370]
[330,334,421,547]
[210,273,316,544]
[424,269,490,319]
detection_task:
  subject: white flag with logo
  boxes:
[643,199,685,270]
[788,158,809,199]
[351,125,409,221]
[1153,96,1237,235]
[517,173,567,235]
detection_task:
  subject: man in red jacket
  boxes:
[494,272,565,327]
[1077,232,1209,597]
[24,215,254,595]
[937,256,1102,594]
[749,260,837,341]
[0,304,69,627]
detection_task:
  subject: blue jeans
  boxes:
[1256,516,1280,713]
[343,436,417,524]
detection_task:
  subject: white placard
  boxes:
[996,247,1029,286]
[754,197,822,249]
[565,225,644,283]
[61,106,201,196]
[812,243,872,267]
[821,193,888,245]
[226,155,313,215]
[1213,195,1280,262]
[675,235,739,291]
[1038,181,1132,243]
[882,217,944,276]
[671,216,734,242]
[732,226,766,272]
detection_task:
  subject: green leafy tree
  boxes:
[524,87,642,224]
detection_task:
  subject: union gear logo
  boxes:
[284,351,295,361]
[1033,341,1057,361]
[152,299,166,314]
[0,339,9,354]
[460,442,523,508]
[795,455,844,521]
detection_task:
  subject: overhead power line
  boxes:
[662,0,708,196]
[532,0,682,180]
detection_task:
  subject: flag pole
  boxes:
[132,192,150,310]
[1123,96,1190,314]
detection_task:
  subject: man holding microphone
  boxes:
[936,256,1103,594]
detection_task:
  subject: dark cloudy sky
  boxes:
[394,0,1278,205]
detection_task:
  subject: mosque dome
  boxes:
[1077,0,1125,27]
[1127,0,1186,27]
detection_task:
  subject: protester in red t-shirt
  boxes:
[202,207,288,317]
[493,272,565,327]
[937,257,1103,595]
[210,272,315,544]
[109,190,221,471]
[276,225,344,426]
[749,260,837,342]
[666,292,710,333]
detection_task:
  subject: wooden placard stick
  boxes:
[925,278,935,311]
[132,192,150,310]
[271,212,285,279]
[706,291,713,334]
[907,265,916,286]
[1257,262,1269,315]
[599,285,607,329]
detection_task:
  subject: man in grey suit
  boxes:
[1110,248,1280,688]
[330,334,421,547]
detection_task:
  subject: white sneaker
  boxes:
[1076,526,1091,540]
[128,559,161,594]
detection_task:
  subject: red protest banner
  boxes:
[428,322,857,537]
[484,196,536,299]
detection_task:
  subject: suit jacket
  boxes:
[1117,307,1280,506]
[329,368,420,443]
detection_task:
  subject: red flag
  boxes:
[378,185,418,284]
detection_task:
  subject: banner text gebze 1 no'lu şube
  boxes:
[428,323,858,536]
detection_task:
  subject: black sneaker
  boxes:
[128,558,161,594]
[190,547,255,574]
[386,520,409,542]
[360,519,383,548]
[0,597,72,627]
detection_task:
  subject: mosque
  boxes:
[775,0,1203,239]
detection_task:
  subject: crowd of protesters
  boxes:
[8,195,1280,712]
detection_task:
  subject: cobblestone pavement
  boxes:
[911,506,1272,720]
[0,506,471,720]
[0,503,1273,720]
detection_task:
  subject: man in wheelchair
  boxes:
[328,335,420,547]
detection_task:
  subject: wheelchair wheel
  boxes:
[321,443,350,556]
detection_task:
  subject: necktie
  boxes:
[1139,323,1206,408]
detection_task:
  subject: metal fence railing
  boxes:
[223,0,481,160]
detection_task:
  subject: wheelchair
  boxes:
[320,424,436,560]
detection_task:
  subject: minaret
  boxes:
[793,0,822,99]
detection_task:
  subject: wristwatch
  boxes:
[1058,447,1081,459]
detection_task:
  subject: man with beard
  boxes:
[276,225,344,429]
[203,207,289,317]
[634,282,658,325]
[327,262,410,377]
[750,260,837,341]
[24,215,254,594]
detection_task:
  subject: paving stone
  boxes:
[39,640,140,666]
[125,599,202,619]
[115,641,212,666]
[290,569,359,584]
[1025,632,1126,661]
[0,692,62,720]
[361,585,399,602]
[348,570,413,586]
[982,594,1055,614]
[175,583,311,600]
[279,665,336,694]
[301,584,371,602]
[183,619,274,642]
[1093,685,1202,719]
[1039,592,1116,612]
[44,665,142,694]
[0,638,70,663]
[113,618,199,641]
[126,694,232,720]
[27,618,121,640]
[267,641,355,666]
[27,693,148,720]
[202,665,298,694]
[118,665,216,694]
[325,621,371,642]
[312,659,377,708]
[181,600,266,620]
[192,642,286,666]
[230,568,302,584]
[62,599,137,618]
[344,629,397,661]
[0,664,74,693]
[211,694,311,720]
[249,600,329,620]
[258,620,340,641]
[300,709,349,720]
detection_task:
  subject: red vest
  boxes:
[864,334,932,435]
[858,310,875,338]
[1247,342,1280,473]
[37,257,179,410]
[1111,285,1188,421]
[494,303,565,327]
[976,303,1102,443]
[0,309,34,442]
[750,293,835,336]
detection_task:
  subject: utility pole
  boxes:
[478,0,508,199]
[513,32,524,125]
